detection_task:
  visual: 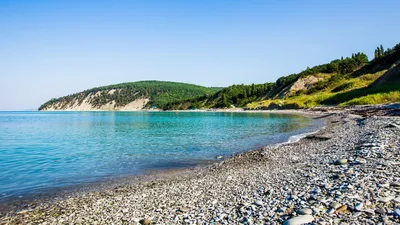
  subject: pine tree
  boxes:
[386,48,392,55]
[222,94,229,108]
[394,43,400,51]
[375,47,381,59]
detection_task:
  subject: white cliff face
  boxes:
[41,89,150,111]
[275,74,329,98]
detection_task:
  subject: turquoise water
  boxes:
[0,111,321,201]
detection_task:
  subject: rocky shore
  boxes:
[1,109,399,224]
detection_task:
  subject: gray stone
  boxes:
[375,208,386,215]
[297,208,313,215]
[329,202,342,209]
[378,196,394,203]
[364,210,375,217]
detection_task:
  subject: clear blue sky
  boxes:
[0,0,399,110]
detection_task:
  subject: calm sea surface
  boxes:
[0,111,322,201]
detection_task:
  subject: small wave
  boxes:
[272,124,326,147]
[287,131,318,143]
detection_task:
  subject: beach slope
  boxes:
[1,109,400,224]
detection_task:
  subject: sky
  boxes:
[0,0,399,110]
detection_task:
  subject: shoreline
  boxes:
[0,159,218,213]
[1,108,399,224]
[0,111,323,211]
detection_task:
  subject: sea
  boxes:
[0,111,323,202]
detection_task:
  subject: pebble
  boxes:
[254,200,264,207]
[218,213,227,220]
[16,210,28,215]
[378,196,395,203]
[355,158,367,164]
[354,203,363,211]
[375,208,386,215]
[327,208,335,215]
[179,207,190,213]
[364,210,375,217]
[329,202,342,209]
[393,208,400,217]
[139,218,151,225]
[335,159,348,165]
[336,205,347,214]
[297,208,313,215]
[390,182,400,187]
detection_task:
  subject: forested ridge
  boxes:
[39,81,220,110]
[165,42,400,110]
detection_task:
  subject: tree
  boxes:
[380,45,384,56]
[338,57,358,74]
[386,48,392,55]
[376,47,380,56]
[327,60,339,73]
[243,90,248,99]
[375,45,385,59]
[222,94,230,108]
[353,52,368,65]
[394,43,400,52]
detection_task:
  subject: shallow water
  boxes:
[0,111,321,201]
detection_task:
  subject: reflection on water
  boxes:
[0,111,321,201]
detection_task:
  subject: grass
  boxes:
[340,91,400,106]
[246,70,399,109]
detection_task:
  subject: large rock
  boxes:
[283,215,314,225]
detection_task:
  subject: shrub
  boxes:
[331,82,354,93]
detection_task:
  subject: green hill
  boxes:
[39,81,219,111]
[40,43,400,111]
[165,43,400,110]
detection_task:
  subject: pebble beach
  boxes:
[1,107,400,225]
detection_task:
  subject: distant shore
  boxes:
[1,105,400,224]
[38,102,400,114]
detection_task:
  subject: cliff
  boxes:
[39,81,219,111]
